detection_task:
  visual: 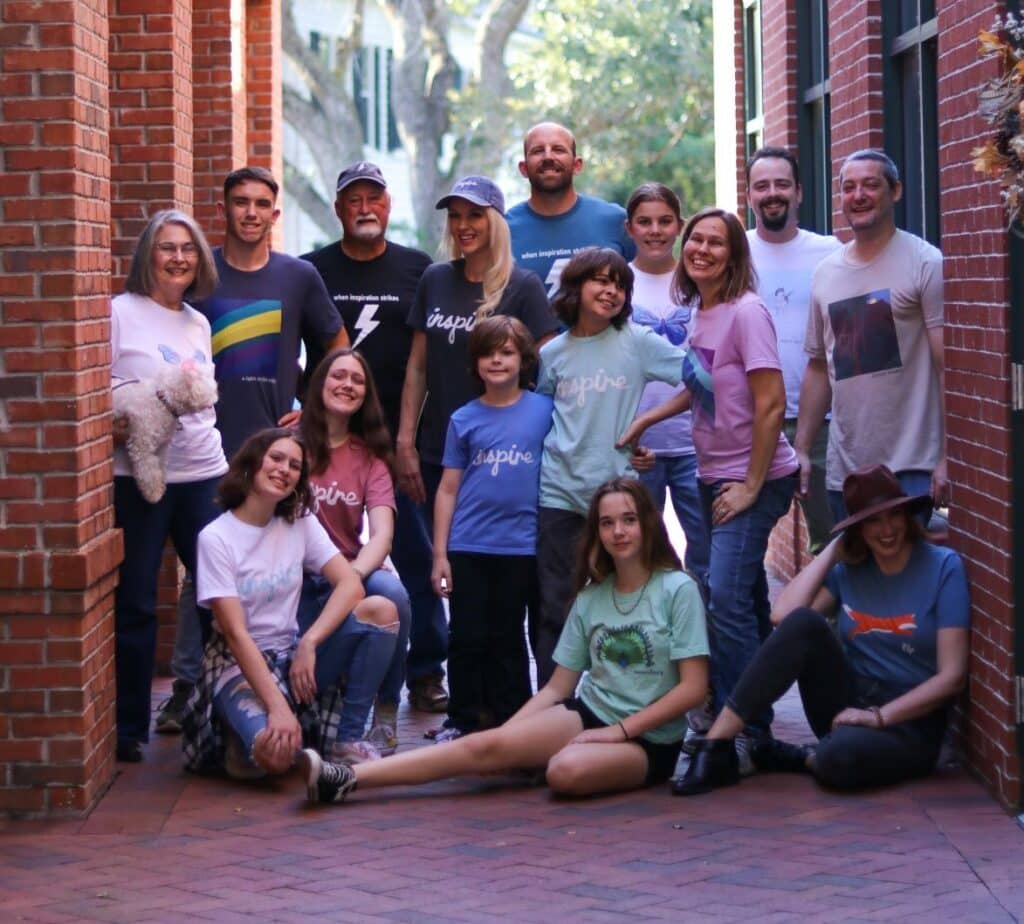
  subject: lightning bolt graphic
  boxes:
[352,303,381,348]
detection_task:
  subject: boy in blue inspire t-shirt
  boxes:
[431,317,554,739]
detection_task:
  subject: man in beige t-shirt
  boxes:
[795,149,946,523]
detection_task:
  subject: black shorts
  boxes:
[560,697,682,786]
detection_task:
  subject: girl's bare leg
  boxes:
[545,742,649,796]
[353,705,584,790]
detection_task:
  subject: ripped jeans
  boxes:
[213,593,397,758]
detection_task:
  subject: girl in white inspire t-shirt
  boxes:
[183,429,399,779]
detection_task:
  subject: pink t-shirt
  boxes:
[309,436,396,560]
[682,290,798,483]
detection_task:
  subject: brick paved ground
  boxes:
[1,678,1022,924]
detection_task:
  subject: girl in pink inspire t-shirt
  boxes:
[619,208,798,767]
[300,348,412,760]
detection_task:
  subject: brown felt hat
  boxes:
[830,464,931,534]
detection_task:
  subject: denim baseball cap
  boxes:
[336,161,387,194]
[435,175,505,215]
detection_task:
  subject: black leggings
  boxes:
[728,607,946,789]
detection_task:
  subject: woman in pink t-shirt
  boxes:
[299,348,412,761]
[620,207,798,770]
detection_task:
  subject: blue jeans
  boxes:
[390,463,448,684]
[114,475,220,744]
[297,574,398,741]
[362,568,411,707]
[640,452,709,596]
[699,472,798,736]
[171,571,202,685]
[828,469,933,527]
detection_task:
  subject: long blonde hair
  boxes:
[443,208,513,320]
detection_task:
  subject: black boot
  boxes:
[671,737,740,796]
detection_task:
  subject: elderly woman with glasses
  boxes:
[110,209,226,763]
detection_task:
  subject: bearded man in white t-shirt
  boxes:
[744,147,841,554]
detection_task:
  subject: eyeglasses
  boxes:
[155,242,199,257]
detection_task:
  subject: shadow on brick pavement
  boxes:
[1,671,1023,924]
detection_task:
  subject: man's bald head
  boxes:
[523,121,577,158]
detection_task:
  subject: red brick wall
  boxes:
[937,0,1017,809]
[245,0,282,247]
[193,0,248,243]
[0,0,122,814]
[760,0,800,152]
[108,0,195,287]
[745,0,1021,809]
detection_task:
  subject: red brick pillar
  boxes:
[108,0,195,286]
[938,0,1019,809]
[826,0,885,222]
[245,0,282,247]
[0,0,122,815]
[760,0,801,151]
[193,0,248,244]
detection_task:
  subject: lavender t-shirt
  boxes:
[682,290,797,483]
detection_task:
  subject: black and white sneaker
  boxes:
[299,748,357,804]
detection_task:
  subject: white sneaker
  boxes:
[330,739,381,765]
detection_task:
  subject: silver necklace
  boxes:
[611,577,650,615]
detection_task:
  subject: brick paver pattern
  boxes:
[1,678,1023,923]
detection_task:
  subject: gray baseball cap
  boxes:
[435,175,505,215]
[336,162,387,194]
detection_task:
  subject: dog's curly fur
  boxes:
[113,361,219,503]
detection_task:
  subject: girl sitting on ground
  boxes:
[298,476,709,804]
[299,348,412,760]
[183,428,399,779]
[430,316,553,742]
[673,464,969,795]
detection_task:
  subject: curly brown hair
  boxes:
[300,347,394,476]
[218,428,312,523]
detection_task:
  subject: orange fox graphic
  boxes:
[844,606,916,639]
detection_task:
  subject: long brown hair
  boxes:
[672,207,757,306]
[573,478,682,593]
[217,428,311,523]
[300,347,394,476]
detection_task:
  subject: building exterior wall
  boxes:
[720,0,1019,809]
[0,0,281,817]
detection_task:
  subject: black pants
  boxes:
[534,507,586,688]
[729,607,945,789]
[447,552,535,731]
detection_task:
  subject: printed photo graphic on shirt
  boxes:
[844,605,917,639]
[470,443,535,476]
[632,305,692,346]
[555,368,629,408]
[681,345,715,429]
[206,297,284,380]
[827,290,902,382]
[594,623,655,669]
[426,306,478,345]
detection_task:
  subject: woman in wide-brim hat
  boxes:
[673,463,970,794]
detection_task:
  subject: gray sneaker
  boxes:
[154,679,193,735]
[299,748,358,804]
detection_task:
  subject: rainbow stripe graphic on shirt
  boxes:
[681,345,715,429]
[206,298,282,379]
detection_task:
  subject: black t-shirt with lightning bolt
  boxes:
[302,241,431,438]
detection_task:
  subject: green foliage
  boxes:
[509,0,714,214]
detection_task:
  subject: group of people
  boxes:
[109,120,970,808]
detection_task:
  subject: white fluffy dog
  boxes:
[112,360,219,503]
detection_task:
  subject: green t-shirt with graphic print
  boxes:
[553,569,708,744]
